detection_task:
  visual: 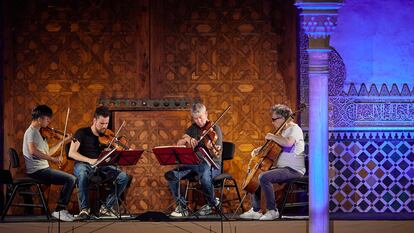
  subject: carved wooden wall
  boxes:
[113,111,189,212]
[149,0,297,210]
[3,0,149,214]
[3,0,297,214]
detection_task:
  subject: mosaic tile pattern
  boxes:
[328,131,414,213]
[299,16,414,215]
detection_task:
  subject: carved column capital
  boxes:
[301,15,338,39]
[295,0,343,48]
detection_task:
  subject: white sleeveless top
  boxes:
[275,123,306,175]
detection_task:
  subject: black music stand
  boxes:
[112,150,143,218]
[152,146,200,217]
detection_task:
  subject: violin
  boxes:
[98,129,129,151]
[40,126,77,142]
[200,121,221,158]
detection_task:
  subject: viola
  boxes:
[40,126,77,142]
[200,121,221,158]
[99,129,129,151]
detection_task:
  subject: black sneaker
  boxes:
[198,204,213,216]
[212,198,222,214]
[199,198,220,216]
[99,205,117,217]
[77,208,90,220]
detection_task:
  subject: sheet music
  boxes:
[152,146,200,165]
[153,145,186,149]
[91,147,117,168]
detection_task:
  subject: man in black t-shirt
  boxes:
[69,106,130,219]
[165,103,223,217]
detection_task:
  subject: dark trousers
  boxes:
[74,162,130,210]
[251,167,303,211]
[165,162,220,207]
[28,167,77,210]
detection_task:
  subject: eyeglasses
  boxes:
[271,117,284,122]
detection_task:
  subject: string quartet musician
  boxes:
[69,106,130,219]
[240,104,306,220]
[23,105,76,221]
[164,103,223,217]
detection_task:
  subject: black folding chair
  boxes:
[213,141,244,214]
[1,148,50,220]
[185,141,244,214]
[278,156,309,218]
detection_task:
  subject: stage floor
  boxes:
[1,215,414,233]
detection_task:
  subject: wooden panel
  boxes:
[3,0,297,214]
[113,110,189,212]
[3,0,150,214]
[150,0,297,208]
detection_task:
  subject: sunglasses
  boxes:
[272,117,284,122]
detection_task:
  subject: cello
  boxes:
[242,104,306,193]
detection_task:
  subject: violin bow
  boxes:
[59,107,70,168]
[198,105,231,143]
[106,120,126,150]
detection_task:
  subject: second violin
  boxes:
[99,128,129,151]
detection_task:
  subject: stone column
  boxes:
[295,1,343,233]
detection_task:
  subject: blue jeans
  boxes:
[28,167,76,210]
[251,167,303,211]
[74,162,130,210]
[165,161,220,207]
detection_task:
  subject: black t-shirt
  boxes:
[74,127,103,159]
[185,123,223,165]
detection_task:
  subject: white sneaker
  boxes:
[61,209,75,221]
[259,209,279,220]
[239,208,263,220]
[170,206,189,217]
[52,210,74,222]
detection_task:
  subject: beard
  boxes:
[96,126,106,136]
